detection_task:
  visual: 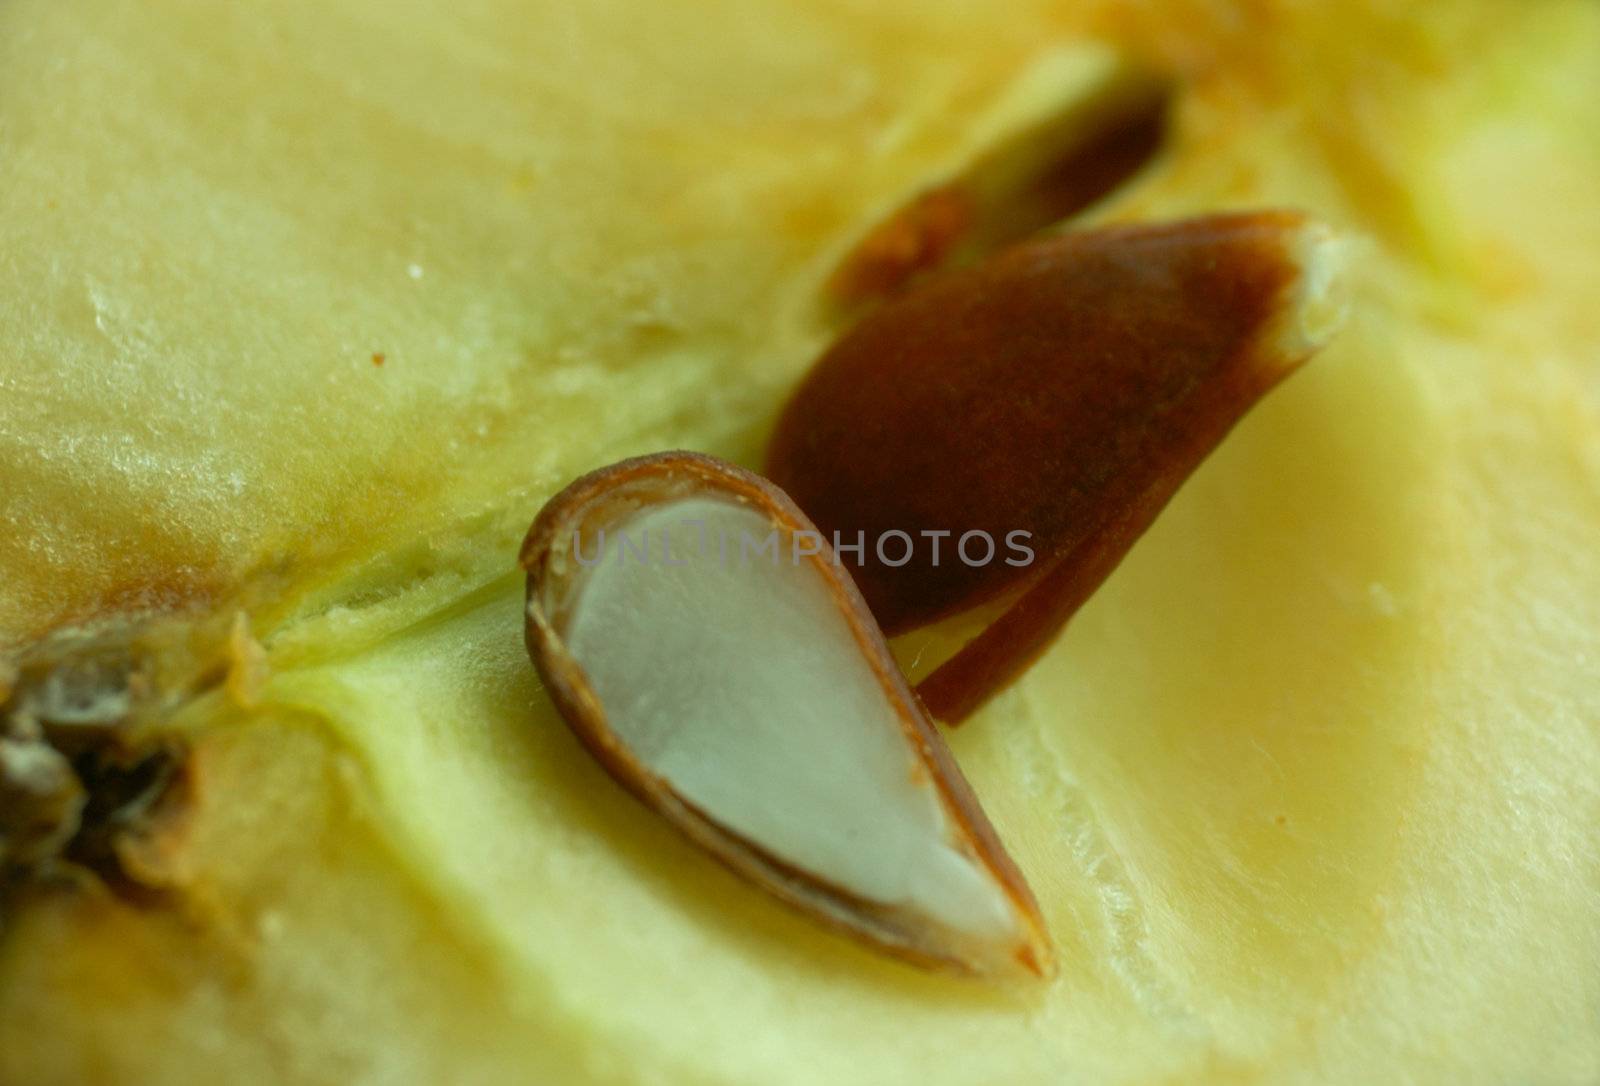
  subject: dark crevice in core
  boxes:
[1,640,191,909]
[965,80,1171,254]
[827,77,1173,309]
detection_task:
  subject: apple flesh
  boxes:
[0,2,1597,1084]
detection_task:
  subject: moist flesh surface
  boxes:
[1,2,1598,1083]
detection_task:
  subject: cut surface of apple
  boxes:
[520,452,1051,977]
[1,2,1598,1085]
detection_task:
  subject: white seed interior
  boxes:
[564,496,1018,943]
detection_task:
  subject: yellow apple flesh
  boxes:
[2,1,1598,1083]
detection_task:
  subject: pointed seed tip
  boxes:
[1272,219,1350,363]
